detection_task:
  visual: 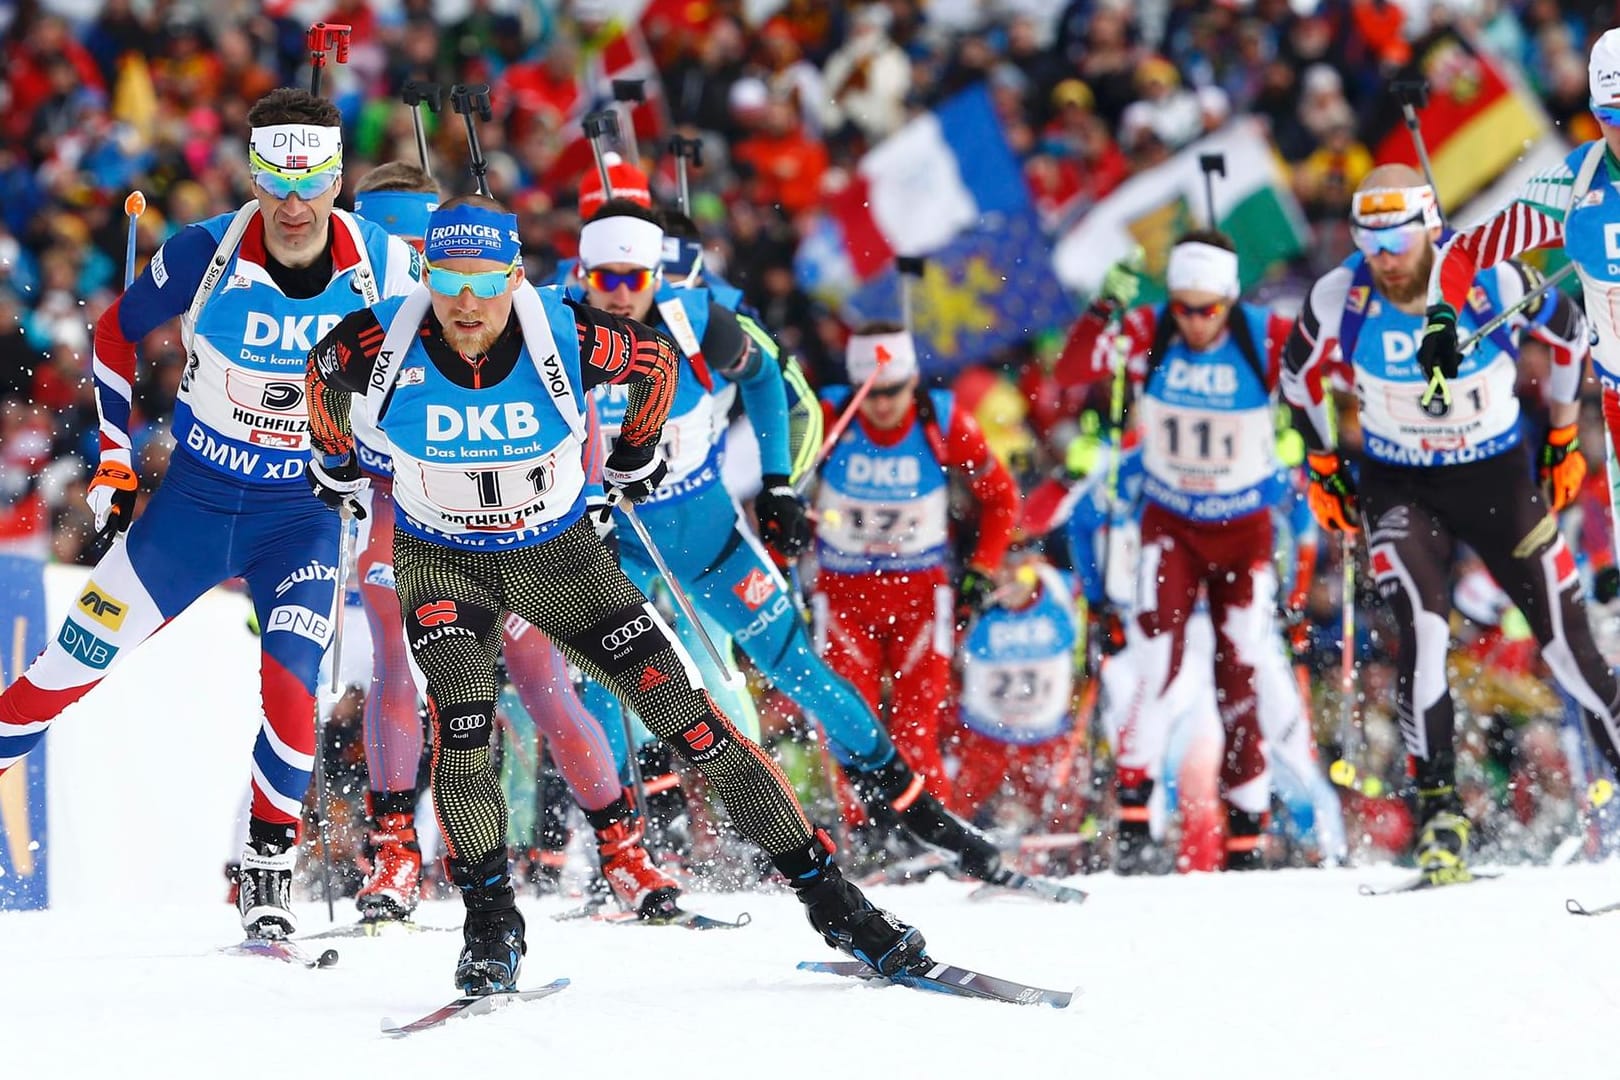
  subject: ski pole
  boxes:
[402,80,444,174]
[670,134,703,216]
[1393,77,1454,414]
[616,500,739,686]
[582,109,621,202]
[307,22,352,97]
[612,79,645,168]
[1392,79,1443,227]
[1420,262,1577,410]
[1197,153,1226,228]
[897,254,926,332]
[450,84,495,198]
[329,504,355,694]
[123,191,145,288]
[793,353,894,497]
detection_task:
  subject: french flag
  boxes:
[824,85,1031,280]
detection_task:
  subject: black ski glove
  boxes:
[307,451,368,518]
[754,474,811,558]
[1417,302,1460,386]
[956,567,996,629]
[601,440,668,518]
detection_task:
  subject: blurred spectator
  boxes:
[820,5,911,142]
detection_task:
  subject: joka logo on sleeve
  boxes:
[76,585,128,631]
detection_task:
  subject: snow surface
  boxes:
[3,864,1617,1079]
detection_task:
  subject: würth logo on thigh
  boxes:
[415,600,458,627]
[682,721,715,752]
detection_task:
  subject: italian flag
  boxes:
[1052,118,1307,302]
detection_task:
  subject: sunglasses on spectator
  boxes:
[1169,299,1229,320]
[427,264,516,299]
[251,167,341,202]
[865,381,913,400]
[1351,224,1428,258]
[1593,102,1620,128]
[584,267,658,293]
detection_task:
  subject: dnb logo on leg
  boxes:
[57,621,118,670]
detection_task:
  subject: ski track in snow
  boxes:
[4,865,1618,1079]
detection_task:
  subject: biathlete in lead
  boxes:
[346,162,675,925]
[1285,163,1619,885]
[306,194,928,994]
[0,89,420,938]
[1056,230,1286,870]
[572,199,1014,884]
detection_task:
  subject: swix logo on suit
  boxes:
[1138,306,1275,523]
[1346,272,1520,468]
[175,211,394,482]
[815,388,952,573]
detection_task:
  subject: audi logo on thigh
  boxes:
[447,713,488,733]
[602,614,655,651]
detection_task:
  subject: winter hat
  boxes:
[1593,28,1620,107]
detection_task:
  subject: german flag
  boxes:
[1369,28,1550,210]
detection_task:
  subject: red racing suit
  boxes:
[811,387,1018,803]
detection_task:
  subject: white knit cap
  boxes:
[578,214,665,270]
[1166,241,1239,298]
[846,330,917,387]
[1592,28,1620,106]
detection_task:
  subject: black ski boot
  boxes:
[237,820,298,939]
[452,851,526,995]
[777,830,928,976]
[1224,807,1267,871]
[851,757,1009,883]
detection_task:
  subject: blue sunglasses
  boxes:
[1593,102,1620,128]
[1351,224,1427,258]
[428,264,516,298]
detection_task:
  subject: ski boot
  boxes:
[1224,808,1267,872]
[237,825,297,939]
[852,757,1010,884]
[780,830,928,976]
[593,799,683,920]
[1415,787,1472,886]
[453,853,526,995]
[356,811,422,921]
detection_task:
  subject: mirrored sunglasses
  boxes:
[584,267,657,293]
[1351,224,1428,258]
[252,168,341,202]
[1169,299,1229,320]
[427,264,514,299]
[1593,103,1620,128]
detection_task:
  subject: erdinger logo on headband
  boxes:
[424,205,522,265]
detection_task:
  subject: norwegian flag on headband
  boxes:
[284,155,309,169]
